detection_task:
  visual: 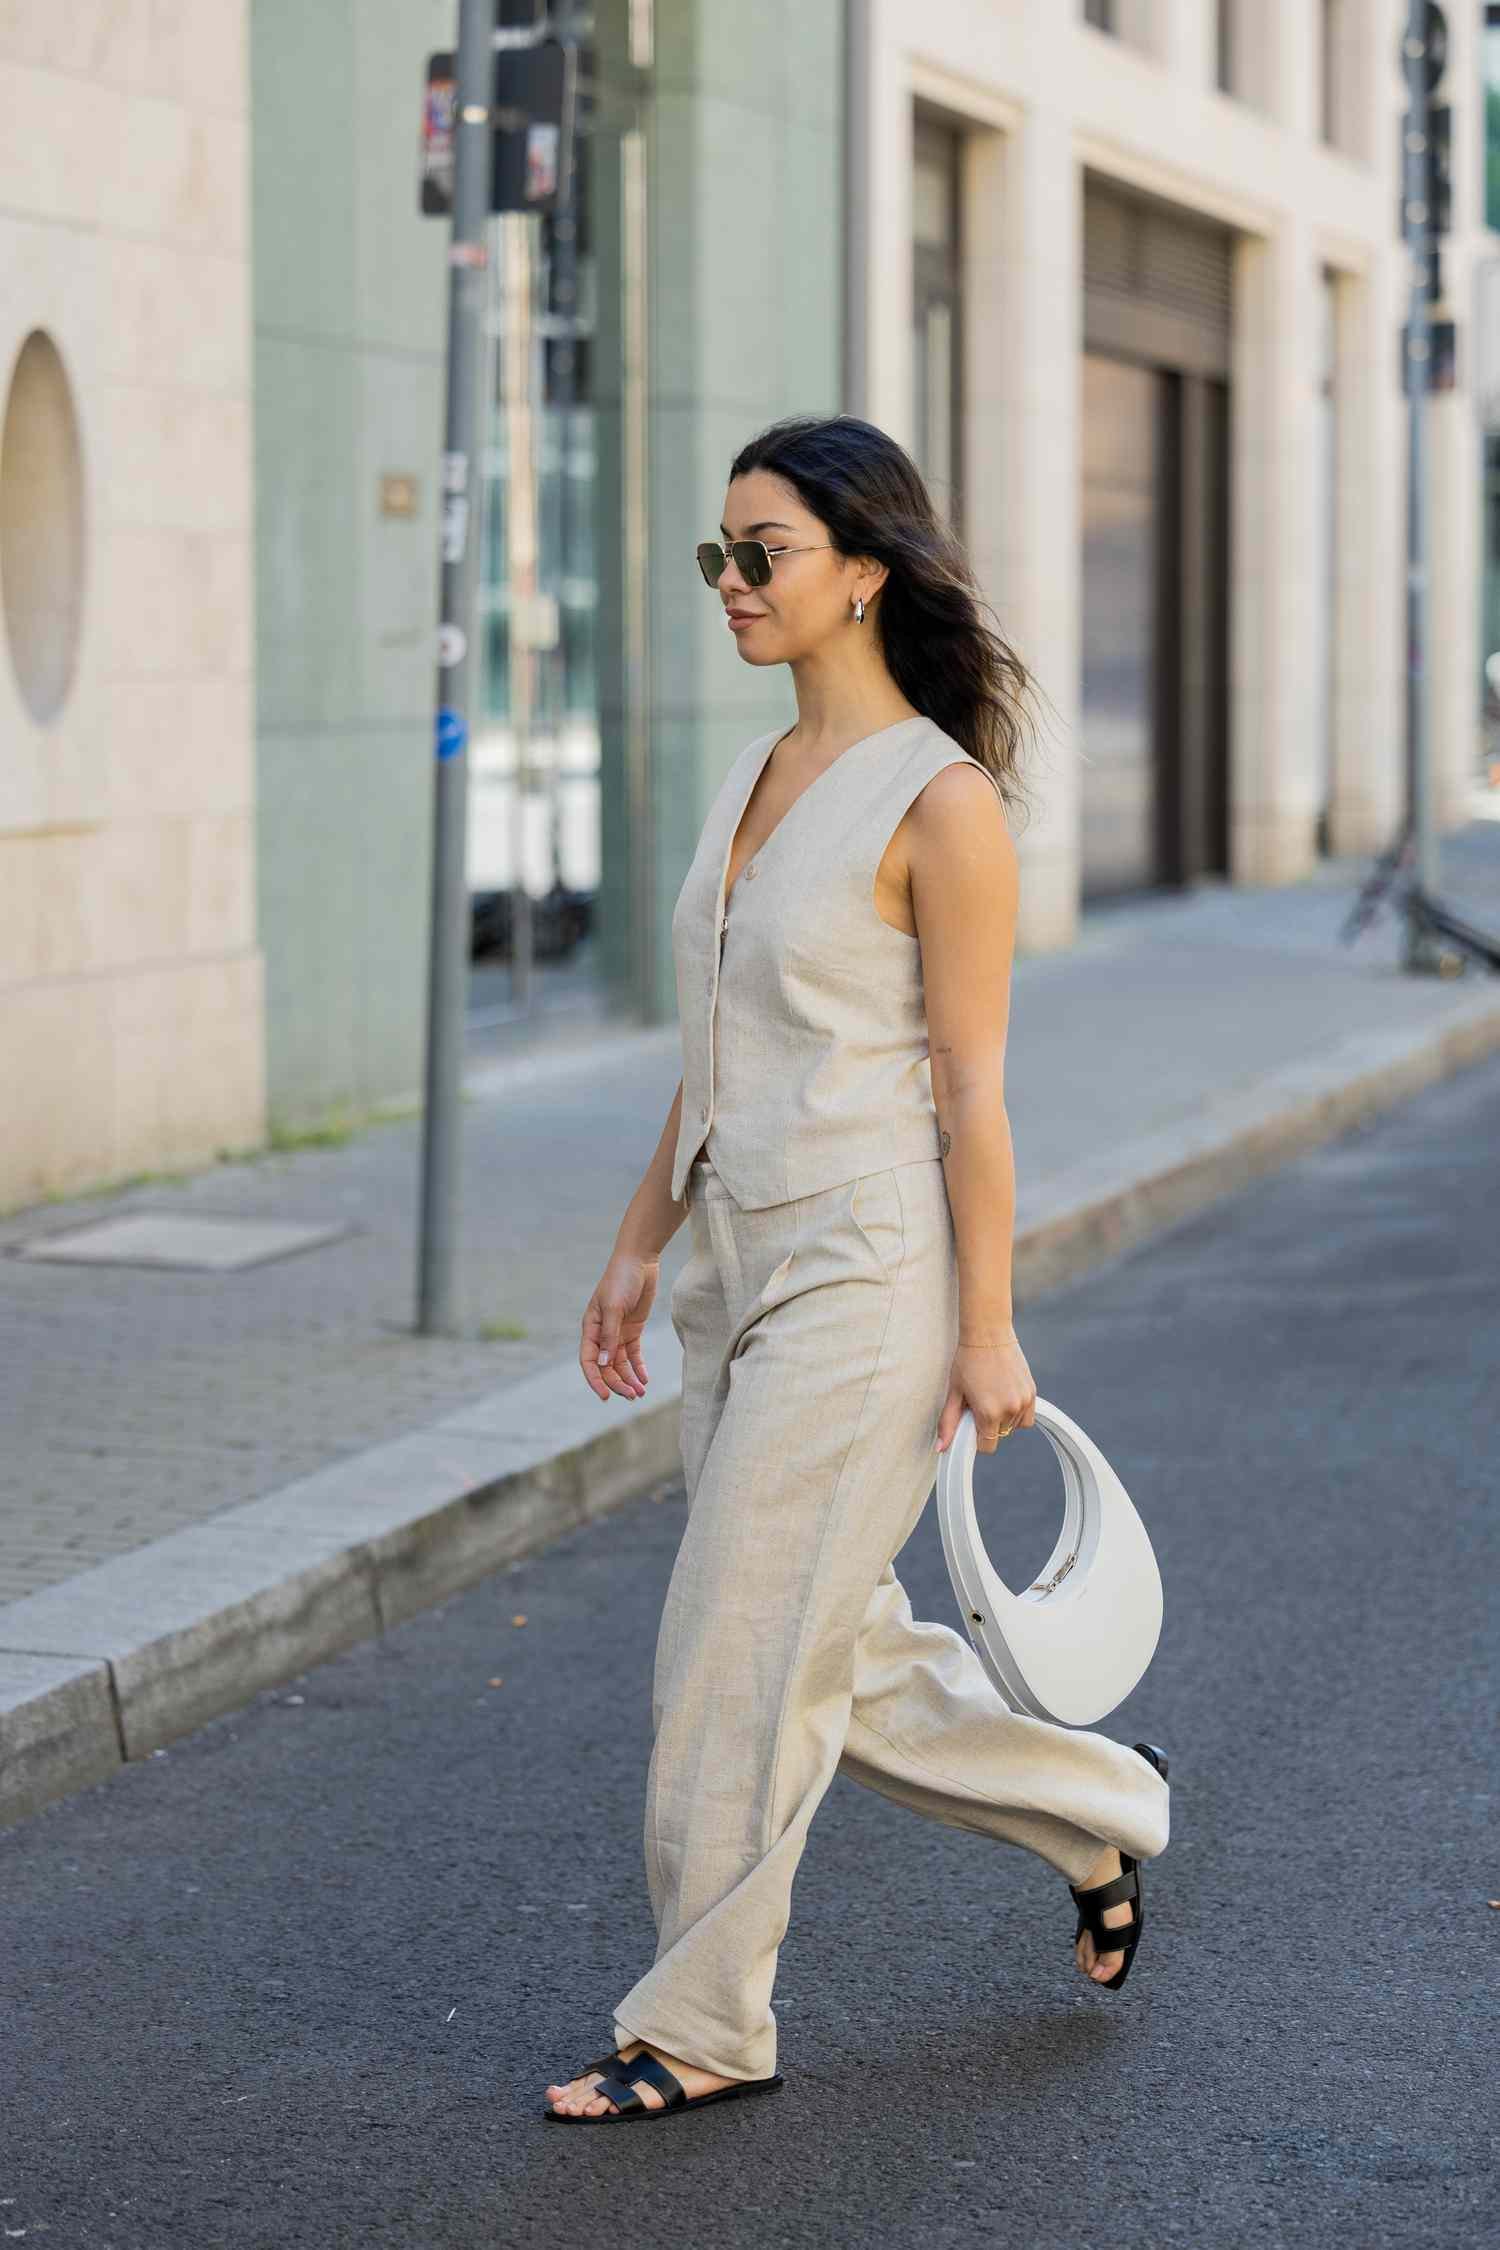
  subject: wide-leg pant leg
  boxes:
[820,1158,1168,1880]
[838,1561,1170,1884]
[612,1156,959,2080]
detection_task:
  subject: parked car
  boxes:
[470,881,595,961]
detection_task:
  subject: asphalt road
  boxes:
[6,1047,1498,2249]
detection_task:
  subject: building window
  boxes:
[1312,269,1340,855]
[1321,0,1347,149]
[1216,0,1234,94]
[1320,1,1336,141]
[1085,0,1159,56]
[912,112,963,534]
[1486,4,1500,233]
[0,329,85,725]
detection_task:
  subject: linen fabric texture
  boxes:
[671,714,1011,1209]
[611,717,1171,2084]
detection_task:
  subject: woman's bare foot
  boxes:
[544,2038,735,2117]
[1073,1843,1135,1982]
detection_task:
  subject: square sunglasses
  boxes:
[696,537,831,589]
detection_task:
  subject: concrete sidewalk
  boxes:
[5,806,1500,1827]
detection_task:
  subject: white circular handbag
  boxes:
[934,1398,1163,1727]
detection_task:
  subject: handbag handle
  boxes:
[934,1398,1164,1727]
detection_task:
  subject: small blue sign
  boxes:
[435,704,467,760]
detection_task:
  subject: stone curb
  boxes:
[0,1341,687,1832]
[4,978,1499,1833]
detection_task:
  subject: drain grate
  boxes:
[11,1215,351,1272]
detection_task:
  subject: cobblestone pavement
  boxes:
[2,812,1497,1603]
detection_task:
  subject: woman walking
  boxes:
[544,414,1170,2125]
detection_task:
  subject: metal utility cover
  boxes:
[12,1216,350,1272]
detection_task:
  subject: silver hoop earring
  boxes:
[853,596,865,625]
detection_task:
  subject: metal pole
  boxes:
[502,209,537,1011]
[1403,1,1444,971]
[621,113,654,1017]
[417,0,495,1337]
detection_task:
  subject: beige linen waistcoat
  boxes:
[668,713,1007,1209]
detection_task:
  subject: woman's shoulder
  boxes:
[902,717,1007,805]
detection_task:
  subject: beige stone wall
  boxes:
[0,1,263,1208]
[852,0,1482,946]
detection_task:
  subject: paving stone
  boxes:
[1,815,1498,1613]
[11,1215,349,1270]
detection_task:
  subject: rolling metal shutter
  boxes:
[1083,177,1233,376]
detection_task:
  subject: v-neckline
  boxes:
[719,714,924,917]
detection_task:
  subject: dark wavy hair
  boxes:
[726,412,1040,827]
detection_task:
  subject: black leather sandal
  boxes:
[542,2046,785,2124]
[1068,1740,1169,1994]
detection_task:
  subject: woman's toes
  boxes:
[1091,1923,1127,1976]
[546,2070,625,2118]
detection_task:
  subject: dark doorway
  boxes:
[1165,371,1231,886]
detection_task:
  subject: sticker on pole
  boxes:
[435,705,468,761]
[441,492,469,565]
[437,622,467,668]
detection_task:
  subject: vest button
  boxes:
[700,1102,709,1121]
[743,860,759,880]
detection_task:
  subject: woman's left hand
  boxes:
[936,1329,1037,1453]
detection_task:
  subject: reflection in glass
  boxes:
[1080,353,1159,896]
[464,6,645,1023]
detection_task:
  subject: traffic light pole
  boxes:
[416,0,496,1337]
[1345,4,1500,973]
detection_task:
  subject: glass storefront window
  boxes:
[466,4,650,1026]
[1080,353,1161,897]
[1486,7,1500,234]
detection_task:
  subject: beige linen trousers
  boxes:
[610,720,1170,2084]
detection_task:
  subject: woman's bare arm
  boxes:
[904,762,1035,1451]
[613,1076,692,1264]
[907,764,1020,1345]
[580,1077,692,1402]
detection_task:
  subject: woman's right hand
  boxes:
[580,1250,659,1401]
